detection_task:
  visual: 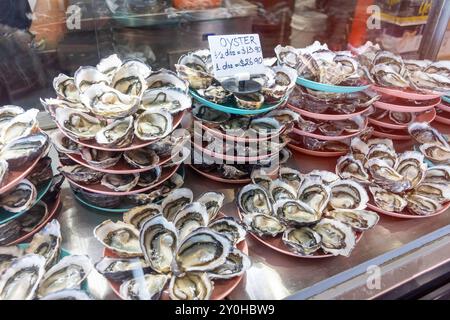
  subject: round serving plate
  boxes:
[237,208,362,258]
[72,166,186,213]
[288,103,371,121]
[366,201,450,219]
[189,89,285,116]
[296,77,370,93]
[0,155,45,194]
[373,97,441,113]
[104,229,249,300]
[437,102,450,113]
[434,114,450,125]
[54,111,185,152]
[368,108,436,130]
[371,129,411,141]
[7,193,61,246]
[65,164,180,196]
[0,178,53,225]
[200,122,284,143]
[287,142,347,157]
[65,152,172,174]
[291,117,368,141]
[372,85,443,100]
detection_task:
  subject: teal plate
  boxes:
[73,166,185,213]
[443,96,450,104]
[189,89,285,115]
[296,77,370,93]
[0,178,53,225]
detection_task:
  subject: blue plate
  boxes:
[296,77,370,93]
[443,96,450,104]
[73,166,186,213]
[189,89,285,115]
[0,178,53,225]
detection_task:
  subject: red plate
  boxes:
[371,129,411,141]
[288,143,347,157]
[200,122,284,143]
[368,108,436,130]
[437,102,450,113]
[104,233,249,300]
[6,193,61,245]
[373,97,441,113]
[372,85,443,100]
[188,164,279,184]
[367,201,450,219]
[434,115,450,125]
[0,155,44,194]
[237,209,362,258]
[65,164,180,196]
[288,103,371,121]
[65,152,172,174]
[291,117,368,141]
[55,111,185,152]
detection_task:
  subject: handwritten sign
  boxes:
[208,34,265,79]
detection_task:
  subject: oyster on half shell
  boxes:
[313,218,356,257]
[282,227,321,255]
[93,220,142,257]
[95,116,134,148]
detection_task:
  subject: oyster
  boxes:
[120,59,152,79]
[419,143,450,164]
[395,151,427,188]
[73,66,109,93]
[366,144,397,167]
[93,220,142,257]
[141,88,191,114]
[161,188,193,221]
[146,69,189,93]
[298,177,331,213]
[243,214,285,237]
[0,179,37,213]
[173,202,209,240]
[37,255,92,297]
[39,289,92,300]
[0,254,46,300]
[175,54,213,89]
[0,105,24,131]
[55,108,103,141]
[408,122,449,147]
[336,155,369,183]
[134,110,173,141]
[282,227,321,255]
[261,66,297,102]
[251,169,272,191]
[208,248,251,280]
[350,137,369,162]
[389,111,414,125]
[95,116,134,148]
[313,218,356,257]
[25,220,62,268]
[208,217,246,245]
[53,73,80,103]
[197,85,232,104]
[371,64,409,88]
[308,170,340,185]
[0,108,39,145]
[220,118,251,136]
[80,148,121,169]
[18,201,49,233]
[40,97,89,113]
[413,183,450,203]
[95,256,153,282]
[27,156,52,186]
[120,274,168,300]
[50,131,79,154]
[366,138,395,151]
[192,103,230,125]
[249,118,283,136]
[123,204,162,229]
[279,167,303,191]
[196,192,225,221]
[0,133,49,169]
[234,93,264,110]
[175,227,230,272]
[269,179,297,201]
[237,184,273,216]
[96,54,122,79]
[274,199,320,226]
[123,148,159,169]
[423,165,450,185]
[101,173,139,192]
[59,165,104,184]
[369,185,407,212]
[325,209,379,231]
[219,164,248,179]
[112,62,147,96]
[0,220,21,245]
[406,193,442,216]
[169,272,212,300]
[265,109,300,125]
[139,215,178,273]
[329,180,369,210]
[0,246,23,275]
[367,158,411,193]
[137,167,162,187]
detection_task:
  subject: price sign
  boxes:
[208,34,265,79]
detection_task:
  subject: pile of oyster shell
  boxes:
[409,122,450,165]
[176,49,297,109]
[94,188,250,300]
[337,135,450,215]
[275,41,363,86]
[42,54,191,148]
[238,167,379,257]
[0,220,93,300]
[355,41,450,93]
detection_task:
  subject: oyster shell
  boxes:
[173,202,209,240]
[37,255,92,297]
[73,66,109,93]
[371,64,409,88]
[0,254,46,300]
[140,215,178,273]
[112,62,147,96]
[0,179,37,213]
[367,158,411,193]
[269,179,297,201]
[336,155,370,183]
[101,173,139,192]
[261,65,297,102]
[141,88,191,114]
[208,217,246,245]
[369,185,407,212]
[96,54,122,79]
[175,227,230,272]
[274,199,320,226]
[80,148,121,169]
[120,59,152,79]
[53,73,80,103]
[27,156,53,186]
[250,169,272,191]
[50,131,79,154]
[279,167,303,191]
[413,183,450,203]
[25,220,62,268]
[146,69,189,93]
[0,160,8,187]
[39,289,92,300]
[161,188,193,221]
[419,143,450,164]
[120,274,168,300]
[168,272,212,300]
[243,214,285,237]
[0,133,49,169]
[265,108,300,125]
[196,191,225,221]
[406,193,442,215]
[55,108,103,141]
[192,103,230,125]
[325,209,379,231]
[298,177,331,213]
[59,165,104,184]
[137,167,162,187]
[123,203,162,229]
[123,148,159,169]
[423,165,450,185]
[208,248,251,280]
[18,201,48,233]
[94,256,153,282]
[237,184,273,216]
[0,246,23,275]
[408,122,449,147]
[0,108,39,145]
[313,218,356,257]
[249,117,283,136]
[95,116,134,148]
[395,151,427,188]
[366,143,398,167]
[329,180,369,210]
[0,105,24,131]
[134,109,173,141]
[282,227,321,255]
[94,220,142,257]
[175,54,213,89]
[308,170,340,185]
[389,111,414,125]
[197,85,232,104]
[234,93,265,110]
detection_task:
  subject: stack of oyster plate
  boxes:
[189,103,294,183]
[0,107,64,246]
[42,55,192,212]
[435,96,450,125]
[0,220,94,300]
[93,188,251,300]
[237,167,379,258]
[336,135,450,219]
